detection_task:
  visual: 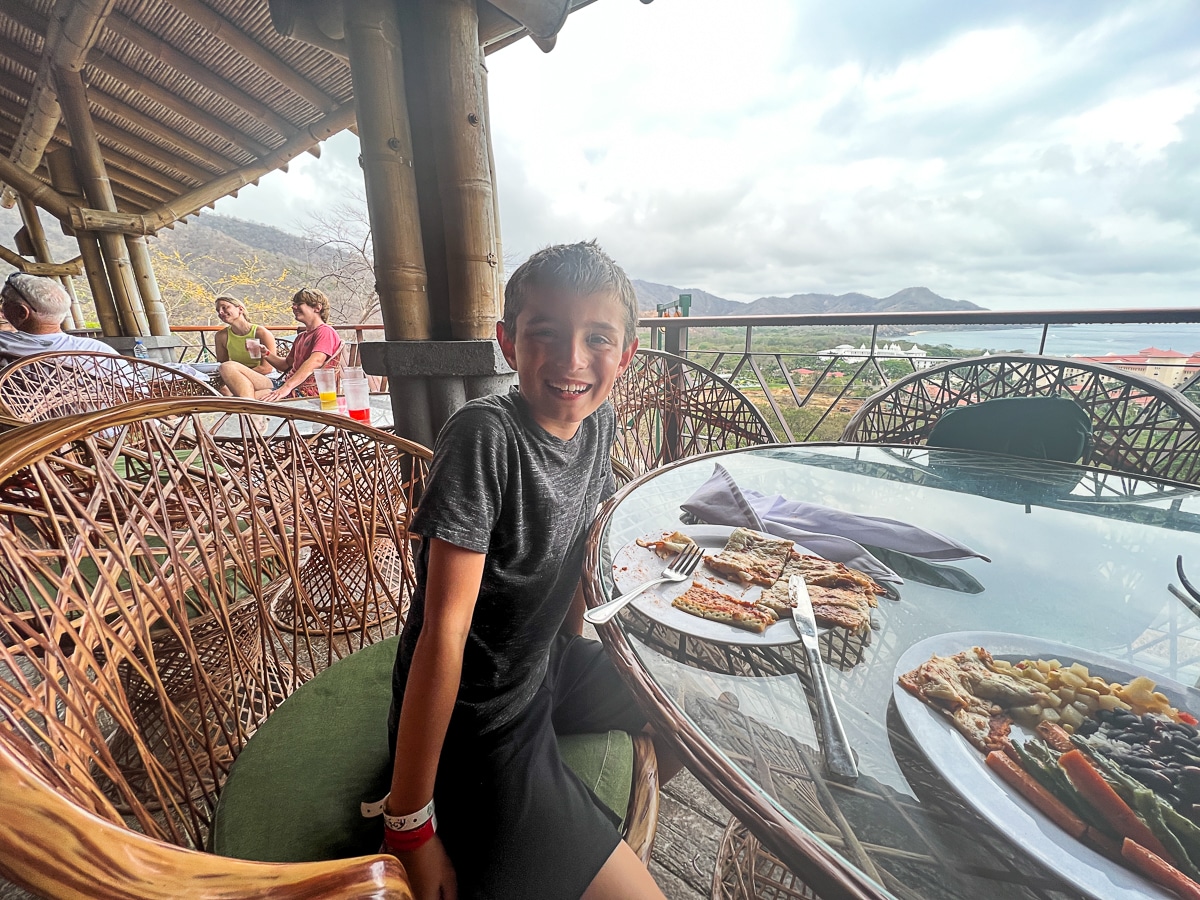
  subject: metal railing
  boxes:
[168,324,386,362]
[640,307,1200,442]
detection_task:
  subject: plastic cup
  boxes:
[343,378,371,424]
[245,338,262,359]
[313,369,338,411]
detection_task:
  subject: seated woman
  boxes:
[213,295,276,394]
[221,288,342,401]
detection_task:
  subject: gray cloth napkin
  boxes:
[680,464,990,584]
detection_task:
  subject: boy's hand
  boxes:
[392,835,457,900]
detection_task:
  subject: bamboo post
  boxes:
[481,60,504,311]
[342,0,433,341]
[44,148,120,336]
[54,67,149,337]
[396,0,452,340]
[124,234,170,336]
[419,0,499,340]
[16,195,84,327]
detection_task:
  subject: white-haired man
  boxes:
[0,273,113,362]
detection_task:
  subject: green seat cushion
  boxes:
[928,396,1093,464]
[211,635,635,862]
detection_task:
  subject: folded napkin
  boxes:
[680,464,990,584]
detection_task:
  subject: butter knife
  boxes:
[789,574,859,782]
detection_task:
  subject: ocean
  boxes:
[903,324,1200,358]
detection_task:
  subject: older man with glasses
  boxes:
[0,273,114,363]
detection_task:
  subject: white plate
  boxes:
[893,631,1200,900]
[611,526,802,646]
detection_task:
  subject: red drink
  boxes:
[348,407,371,423]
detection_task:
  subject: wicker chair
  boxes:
[0,397,658,898]
[842,354,1200,484]
[0,350,217,423]
[611,349,777,477]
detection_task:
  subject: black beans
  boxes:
[1082,710,1200,820]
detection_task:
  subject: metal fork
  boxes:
[586,542,704,625]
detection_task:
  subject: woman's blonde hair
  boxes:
[214,295,244,312]
[292,287,330,321]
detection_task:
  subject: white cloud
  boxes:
[216,0,1200,310]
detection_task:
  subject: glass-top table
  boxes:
[583,444,1200,900]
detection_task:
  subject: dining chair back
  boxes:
[842,354,1200,484]
[611,349,777,477]
[0,350,217,423]
[0,397,428,898]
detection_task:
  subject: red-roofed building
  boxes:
[1073,347,1196,389]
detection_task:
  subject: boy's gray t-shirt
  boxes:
[394,391,616,733]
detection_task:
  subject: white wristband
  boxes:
[361,793,436,832]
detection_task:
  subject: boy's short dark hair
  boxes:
[503,240,639,348]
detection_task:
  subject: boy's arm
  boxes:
[387,537,485,899]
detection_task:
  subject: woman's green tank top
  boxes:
[225,324,261,367]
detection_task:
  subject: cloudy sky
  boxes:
[215,0,1200,310]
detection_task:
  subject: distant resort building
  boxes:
[1072,347,1200,389]
[817,342,937,369]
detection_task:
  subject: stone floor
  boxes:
[0,770,733,900]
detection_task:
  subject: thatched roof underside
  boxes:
[0,0,599,225]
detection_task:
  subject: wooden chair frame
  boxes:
[611,349,777,477]
[842,354,1200,484]
[0,350,217,424]
[0,397,426,898]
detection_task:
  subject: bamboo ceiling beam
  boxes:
[16,193,85,326]
[0,33,232,177]
[71,103,358,235]
[55,66,153,337]
[0,97,195,196]
[0,0,114,207]
[0,244,85,276]
[85,50,274,159]
[0,3,273,160]
[1,111,197,200]
[45,145,122,336]
[168,0,338,114]
[106,9,301,140]
[0,154,74,221]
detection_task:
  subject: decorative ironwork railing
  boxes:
[640,308,1200,442]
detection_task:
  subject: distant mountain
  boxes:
[633,280,985,316]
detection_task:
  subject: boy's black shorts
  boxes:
[430,633,648,900]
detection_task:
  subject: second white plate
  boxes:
[893,631,1200,900]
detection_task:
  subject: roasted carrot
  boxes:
[986,751,1088,840]
[1059,749,1175,863]
[1122,839,1200,900]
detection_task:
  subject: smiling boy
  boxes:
[377,242,667,900]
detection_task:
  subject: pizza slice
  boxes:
[672,582,778,634]
[636,530,697,558]
[757,554,877,636]
[898,647,1045,752]
[795,554,886,601]
[703,527,793,586]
